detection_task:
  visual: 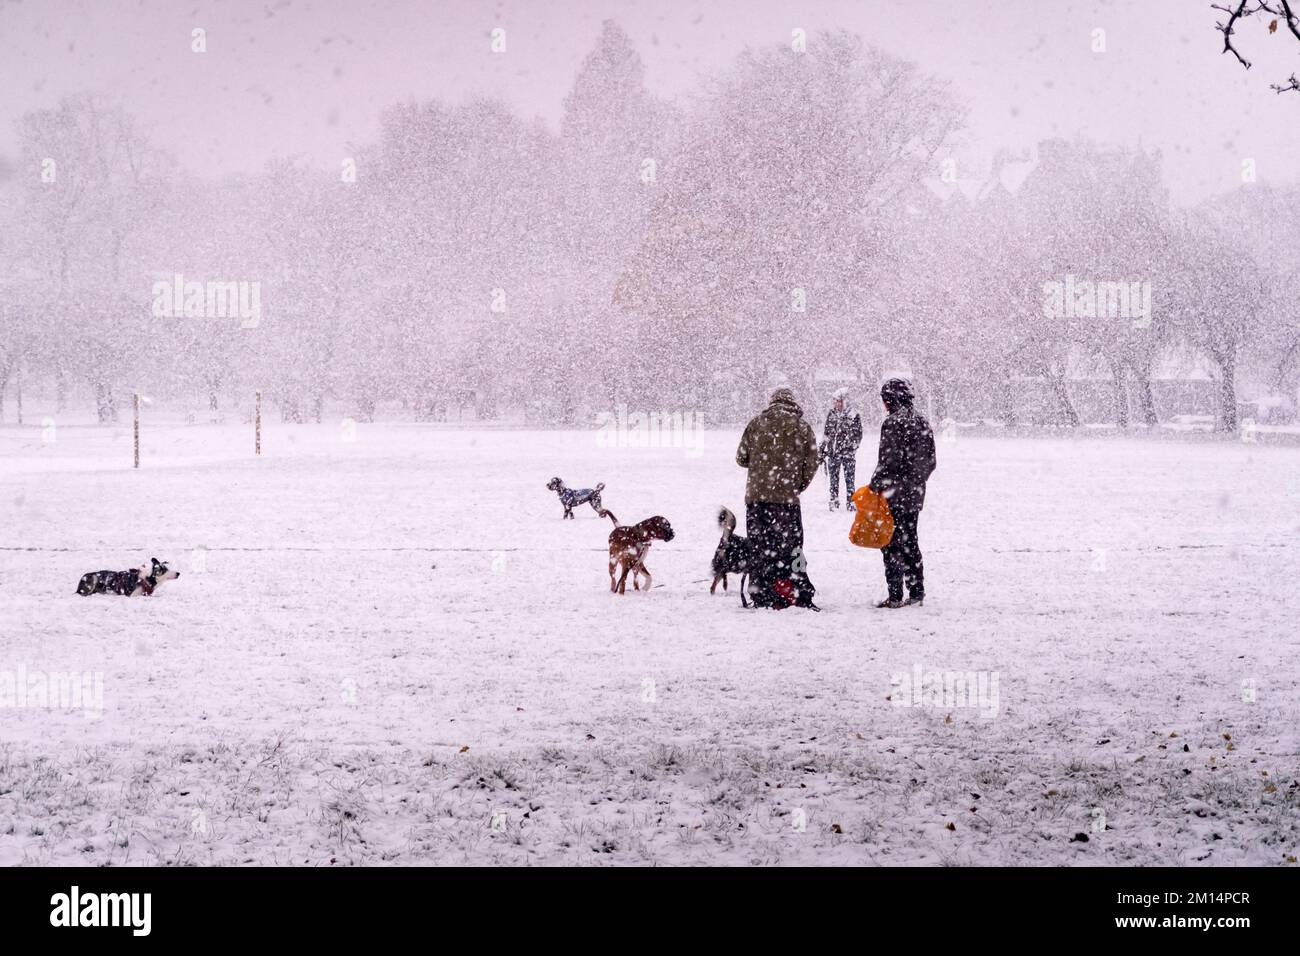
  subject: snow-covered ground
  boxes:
[0,418,1297,866]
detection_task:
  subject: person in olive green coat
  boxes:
[736,388,821,504]
[735,388,821,608]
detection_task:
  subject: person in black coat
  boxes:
[869,378,937,608]
[819,388,863,511]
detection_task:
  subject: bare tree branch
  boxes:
[1214,0,1300,90]
[1273,0,1300,41]
[1214,0,1254,68]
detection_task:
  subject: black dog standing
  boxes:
[710,507,752,605]
[546,477,610,519]
[869,379,936,608]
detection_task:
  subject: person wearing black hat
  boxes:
[869,378,937,608]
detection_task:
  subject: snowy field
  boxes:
[0,418,1297,866]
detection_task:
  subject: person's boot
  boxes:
[829,499,840,511]
[875,597,905,609]
[903,594,924,606]
[846,498,856,512]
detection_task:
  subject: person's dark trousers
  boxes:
[827,457,856,506]
[745,501,816,606]
[882,508,923,602]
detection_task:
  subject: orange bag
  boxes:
[848,486,894,549]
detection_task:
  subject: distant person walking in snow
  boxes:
[819,387,862,512]
[736,388,821,609]
[869,378,937,609]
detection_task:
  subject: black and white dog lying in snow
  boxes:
[77,558,179,597]
[546,477,609,519]
[711,507,753,607]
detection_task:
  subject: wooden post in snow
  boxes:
[255,390,262,456]
[133,393,140,469]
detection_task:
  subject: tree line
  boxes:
[1,22,1296,432]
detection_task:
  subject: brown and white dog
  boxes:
[605,512,674,594]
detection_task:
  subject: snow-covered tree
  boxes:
[1205,182,1300,401]
[368,97,555,420]
[1011,140,1174,427]
[620,29,963,414]
[554,19,673,420]
[1160,211,1269,432]
[16,95,172,421]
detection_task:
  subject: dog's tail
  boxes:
[601,508,619,526]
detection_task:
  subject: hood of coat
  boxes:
[768,388,803,417]
[880,377,915,412]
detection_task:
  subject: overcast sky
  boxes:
[1,0,1297,203]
